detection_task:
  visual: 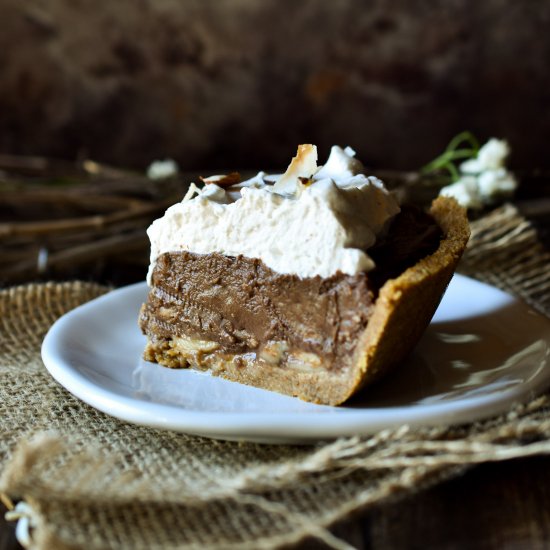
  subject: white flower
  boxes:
[147,159,179,180]
[459,157,483,175]
[477,138,510,170]
[477,168,517,199]
[440,176,483,209]
[440,137,515,209]
[460,138,510,174]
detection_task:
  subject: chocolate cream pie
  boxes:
[139,145,470,405]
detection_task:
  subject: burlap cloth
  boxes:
[1,204,550,550]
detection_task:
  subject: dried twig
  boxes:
[0,156,189,284]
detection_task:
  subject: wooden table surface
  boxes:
[1,189,549,550]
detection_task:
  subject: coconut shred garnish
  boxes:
[147,145,400,281]
[439,138,517,209]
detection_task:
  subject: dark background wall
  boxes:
[0,0,549,171]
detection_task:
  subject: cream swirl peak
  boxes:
[146,145,400,281]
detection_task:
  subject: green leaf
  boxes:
[445,131,480,154]
[420,131,480,183]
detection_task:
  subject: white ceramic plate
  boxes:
[42,275,550,444]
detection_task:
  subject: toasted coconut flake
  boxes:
[199,172,241,188]
[183,182,200,201]
[273,144,318,193]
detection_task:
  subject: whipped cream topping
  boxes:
[147,145,400,281]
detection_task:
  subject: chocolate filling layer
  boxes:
[140,206,442,373]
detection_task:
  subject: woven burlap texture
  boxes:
[1,204,550,550]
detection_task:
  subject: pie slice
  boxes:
[139,145,469,405]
